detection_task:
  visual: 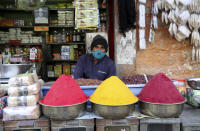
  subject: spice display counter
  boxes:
[96,118,139,131]
[0,104,199,131]
[3,116,50,131]
[51,118,94,131]
[140,118,181,131]
[0,119,3,131]
[180,104,200,131]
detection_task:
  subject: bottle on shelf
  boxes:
[70,45,74,60]
[74,45,79,60]
[46,32,49,43]
[29,47,37,62]
[69,31,73,42]
[62,29,66,43]
[53,30,57,43]
[50,34,54,43]
[36,46,42,62]
[76,30,81,42]
[66,32,69,42]
[81,30,85,42]
[73,30,76,42]
[57,31,62,44]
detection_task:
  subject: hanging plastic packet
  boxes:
[139,4,146,28]
[149,28,155,42]
[153,16,158,29]
[139,29,146,49]
[139,0,146,4]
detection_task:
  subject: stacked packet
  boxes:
[3,73,40,121]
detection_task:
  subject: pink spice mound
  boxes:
[40,74,88,106]
[138,73,185,104]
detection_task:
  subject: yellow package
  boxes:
[54,65,62,77]
[63,65,71,75]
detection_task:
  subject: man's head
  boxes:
[91,35,108,53]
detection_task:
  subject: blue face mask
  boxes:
[92,49,106,60]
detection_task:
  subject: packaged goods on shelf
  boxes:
[54,65,62,77]
[76,2,98,10]
[3,105,40,121]
[7,95,39,107]
[48,65,54,77]
[76,0,94,2]
[76,18,98,28]
[76,10,98,19]
[70,65,76,75]
[10,56,24,63]
[2,53,11,64]
[61,53,70,60]
[65,11,74,21]
[70,45,74,60]
[63,64,71,75]
[66,20,74,26]
[0,32,9,43]
[32,36,42,43]
[61,46,70,60]
[75,1,99,29]
[8,82,40,96]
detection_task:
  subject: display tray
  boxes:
[41,84,145,97]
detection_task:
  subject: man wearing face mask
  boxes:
[74,35,116,81]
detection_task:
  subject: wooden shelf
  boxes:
[47,59,77,63]
[0,43,42,45]
[47,42,85,45]
[0,8,32,12]
[0,25,75,28]
[49,25,74,28]
[49,8,74,11]
[0,26,34,28]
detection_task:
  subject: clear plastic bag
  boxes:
[7,95,39,107]
[3,105,40,121]
[8,82,40,96]
[9,74,34,87]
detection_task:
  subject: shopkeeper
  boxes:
[74,35,116,81]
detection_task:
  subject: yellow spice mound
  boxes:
[89,76,138,105]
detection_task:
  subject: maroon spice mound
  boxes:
[138,73,185,104]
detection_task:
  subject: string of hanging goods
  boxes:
[149,0,159,43]
[158,0,200,63]
[139,0,146,49]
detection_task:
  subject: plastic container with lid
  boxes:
[172,79,186,87]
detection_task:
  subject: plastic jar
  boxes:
[172,79,186,87]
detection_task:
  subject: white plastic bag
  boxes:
[168,23,174,36]
[8,82,40,96]
[139,29,146,49]
[178,25,191,38]
[9,74,34,87]
[177,10,190,25]
[3,105,40,121]
[139,0,146,4]
[139,4,146,28]
[7,95,39,107]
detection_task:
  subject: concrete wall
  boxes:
[114,0,200,79]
